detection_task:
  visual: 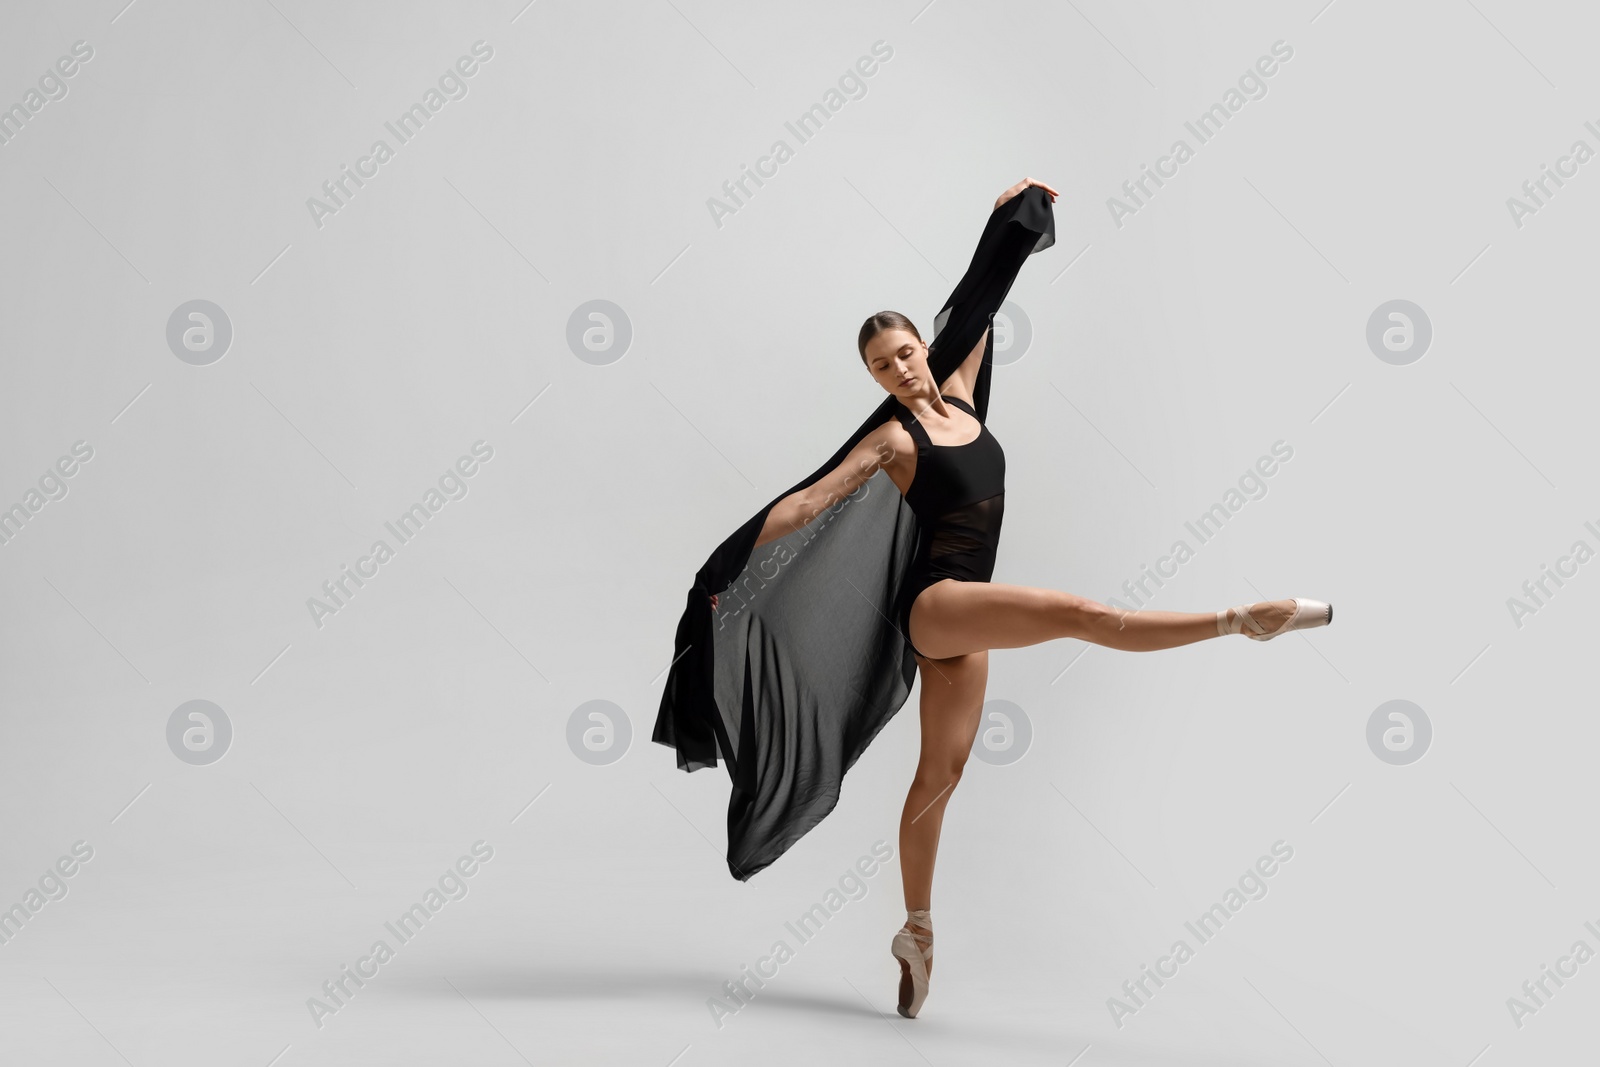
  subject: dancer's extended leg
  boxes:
[906,580,1297,662]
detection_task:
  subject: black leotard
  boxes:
[893,393,1006,657]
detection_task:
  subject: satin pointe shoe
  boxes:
[891,909,933,1018]
[1217,598,1333,641]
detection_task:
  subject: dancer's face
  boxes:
[862,328,928,398]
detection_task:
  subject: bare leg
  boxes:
[907,580,1297,662]
[898,648,988,976]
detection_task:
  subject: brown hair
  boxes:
[857,311,921,365]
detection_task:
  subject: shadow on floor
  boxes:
[388,965,883,1019]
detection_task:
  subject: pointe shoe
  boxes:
[891,909,933,1019]
[1217,598,1332,641]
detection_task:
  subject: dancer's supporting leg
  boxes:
[898,647,988,974]
[907,579,1298,662]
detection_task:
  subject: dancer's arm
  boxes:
[750,424,897,550]
[925,179,1058,397]
[937,326,991,404]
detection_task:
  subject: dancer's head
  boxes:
[858,311,927,397]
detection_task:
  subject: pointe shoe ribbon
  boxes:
[1217,603,1268,638]
[1218,598,1333,641]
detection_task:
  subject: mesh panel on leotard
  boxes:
[925,492,1004,576]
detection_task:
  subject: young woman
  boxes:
[655,177,1332,1020]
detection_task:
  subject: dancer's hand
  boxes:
[710,593,719,610]
[995,177,1059,210]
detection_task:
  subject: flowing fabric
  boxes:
[653,186,1056,880]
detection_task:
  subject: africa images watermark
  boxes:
[0,440,94,548]
[305,40,495,229]
[1107,440,1294,614]
[306,441,495,629]
[1505,518,1600,629]
[0,841,95,948]
[1505,916,1600,1030]
[706,39,895,229]
[1108,839,1295,1028]
[1505,118,1600,230]
[305,840,494,1029]
[0,39,95,148]
[706,839,895,1028]
[1107,39,1296,228]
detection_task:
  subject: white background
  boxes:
[1,1,1595,1064]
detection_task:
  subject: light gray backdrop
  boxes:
[2,0,1595,1064]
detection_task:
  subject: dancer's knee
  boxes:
[1058,591,1114,640]
[913,759,965,795]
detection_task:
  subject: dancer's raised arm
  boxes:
[937,326,991,403]
[924,180,1058,421]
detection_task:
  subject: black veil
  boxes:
[653,186,1056,880]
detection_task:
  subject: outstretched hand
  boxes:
[994,177,1059,211]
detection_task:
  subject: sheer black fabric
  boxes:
[654,187,1056,880]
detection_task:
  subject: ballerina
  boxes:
[656,177,1332,1019]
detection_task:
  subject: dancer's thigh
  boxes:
[909,579,1095,660]
[912,647,988,783]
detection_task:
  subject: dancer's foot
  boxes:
[891,911,934,1018]
[1220,600,1293,635]
[1217,598,1332,640]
